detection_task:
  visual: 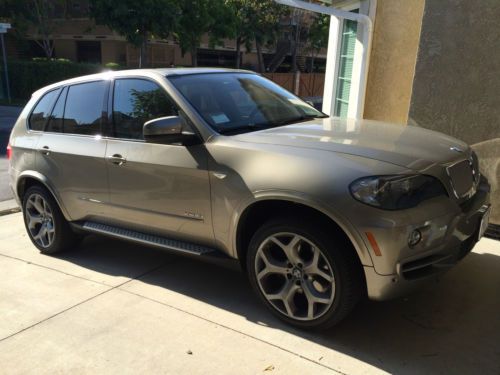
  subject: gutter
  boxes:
[275,0,374,119]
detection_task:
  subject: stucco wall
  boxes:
[409,0,500,224]
[363,0,425,124]
[101,41,126,65]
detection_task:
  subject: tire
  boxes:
[247,217,364,330]
[22,185,79,254]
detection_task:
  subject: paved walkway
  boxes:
[0,106,22,202]
[0,212,499,374]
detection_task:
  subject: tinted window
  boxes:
[113,79,178,140]
[29,89,60,131]
[64,81,107,135]
[46,87,67,133]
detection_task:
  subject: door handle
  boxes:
[38,146,50,156]
[106,154,127,166]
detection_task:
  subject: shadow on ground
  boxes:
[55,234,500,374]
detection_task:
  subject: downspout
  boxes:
[275,0,374,119]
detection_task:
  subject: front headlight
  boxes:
[349,175,447,210]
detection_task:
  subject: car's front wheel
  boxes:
[247,217,363,329]
[22,185,79,254]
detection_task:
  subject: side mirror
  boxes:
[143,116,200,146]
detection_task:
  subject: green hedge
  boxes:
[0,59,115,101]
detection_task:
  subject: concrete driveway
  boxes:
[0,212,499,375]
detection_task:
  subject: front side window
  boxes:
[169,73,326,135]
[112,79,178,140]
[64,81,107,135]
[29,88,61,131]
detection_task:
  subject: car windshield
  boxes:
[168,73,327,135]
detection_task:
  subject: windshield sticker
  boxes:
[211,113,230,124]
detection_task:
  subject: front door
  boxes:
[105,78,213,246]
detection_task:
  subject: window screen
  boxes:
[334,10,359,118]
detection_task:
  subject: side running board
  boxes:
[81,221,220,257]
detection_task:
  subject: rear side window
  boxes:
[64,81,107,135]
[29,89,61,131]
[112,79,178,140]
[46,87,67,133]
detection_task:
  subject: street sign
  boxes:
[0,23,11,34]
[0,23,11,103]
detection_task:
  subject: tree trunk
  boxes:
[139,32,148,68]
[33,0,53,58]
[256,41,265,73]
[191,47,198,67]
[235,36,242,69]
[310,52,315,73]
[34,39,53,58]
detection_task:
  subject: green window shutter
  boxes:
[334,17,358,118]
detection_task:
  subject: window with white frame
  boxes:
[334,9,359,117]
[323,0,375,119]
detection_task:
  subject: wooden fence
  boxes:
[263,73,325,98]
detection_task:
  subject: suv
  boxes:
[8,68,490,329]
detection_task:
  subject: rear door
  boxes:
[104,77,213,245]
[36,80,109,221]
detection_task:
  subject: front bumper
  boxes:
[363,176,490,301]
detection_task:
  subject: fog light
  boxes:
[408,229,422,247]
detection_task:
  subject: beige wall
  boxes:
[101,40,126,65]
[363,0,425,124]
[409,0,500,224]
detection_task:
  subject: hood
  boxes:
[232,117,469,170]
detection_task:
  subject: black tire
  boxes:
[22,185,79,254]
[247,217,364,330]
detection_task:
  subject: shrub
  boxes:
[104,62,122,70]
[0,59,105,100]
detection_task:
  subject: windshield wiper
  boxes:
[267,114,327,127]
[218,124,266,135]
[218,115,327,135]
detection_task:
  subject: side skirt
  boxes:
[71,221,240,269]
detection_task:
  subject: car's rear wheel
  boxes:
[22,185,79,254]
[247,217,363,329]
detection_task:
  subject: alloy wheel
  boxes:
[25,193,56,248]
[254,232,335,321]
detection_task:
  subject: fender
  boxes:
[16,170,71,221]
[230,189,374,267]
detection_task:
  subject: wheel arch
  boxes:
[234,195,373,271]
[17,171,70,220]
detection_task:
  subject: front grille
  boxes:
[447,159,475,198]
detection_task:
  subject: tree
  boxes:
[90,0,179,68]
[226,0,288,72]
[0,0,65,58]
[175,0,235,67]
[306,14,329,72]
